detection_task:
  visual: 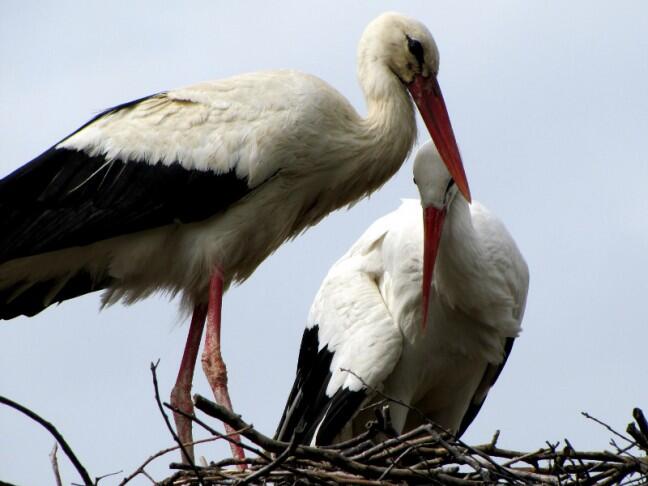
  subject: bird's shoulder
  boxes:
[307,209,408,395]
[379,200,423,268]
[175,70,347,107]
[344,199,421,261]
[56,70,356,186]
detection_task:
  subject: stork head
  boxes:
[359,13,471,203]
[413,141,460,330]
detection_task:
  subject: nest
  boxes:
[2,362,646,485]
[158,395,648,486]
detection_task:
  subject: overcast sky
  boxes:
[1,1,647,485]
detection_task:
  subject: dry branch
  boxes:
[50,443,63,486]
[0,394,93,486]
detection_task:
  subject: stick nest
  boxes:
[159,395,648,486]
[2,362,646,485]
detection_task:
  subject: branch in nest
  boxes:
[160,395,648,486]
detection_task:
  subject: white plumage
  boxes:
[0,13,470,461]
[276,142,528,445]
[3,71,411,305]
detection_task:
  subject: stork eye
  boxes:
[407,36,425,66]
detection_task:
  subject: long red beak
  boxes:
[408,74,471,202]
[421,206,446,330]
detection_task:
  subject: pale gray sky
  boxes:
[1,1,647,485]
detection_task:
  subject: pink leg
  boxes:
[170,304,207,463]
[201,268,247,465]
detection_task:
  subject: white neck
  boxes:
[283,62,417,239]
[343,61,417,197]
[434,196,521,331]
[434,197,485,310]
[360,60,416,148]
[307,60,416,225]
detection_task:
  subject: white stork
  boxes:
[0,13,469,460]
[275,141,529,445]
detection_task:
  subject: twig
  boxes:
[194,394,282,453]
[633,408,648,440]
[340,440,378,458]
[164,400,264,459]
[350,424,434,461]
[140,470,156,484]
[322,426,376,450]
[627,409,648,454]
[582,412,636,446]
[50,443,63,486]
[149,361,204,486]
[564,438,593,483]
[94,470,122,484]
[490,429,501,448]
[237,436,298,486]
[377,445,414,481]
[120,436,222,486]
[0,395,93,486]
[627,423,648,452]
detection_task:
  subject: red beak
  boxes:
[408,74,471,202]
[421,206,446,330]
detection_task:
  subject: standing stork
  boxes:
[276,141,529,445]
[0,13,469,461]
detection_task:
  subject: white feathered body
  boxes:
[306,197,528,437]
[0,69,416,309]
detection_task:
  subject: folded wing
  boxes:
[276,252,402,445]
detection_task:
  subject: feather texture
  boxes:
[0,66,416,317]
[277,195,529,444]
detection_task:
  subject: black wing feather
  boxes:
[0,271,113,319]
[275,324,367,446]
[0,98,253,263]
[456,337,515,437]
